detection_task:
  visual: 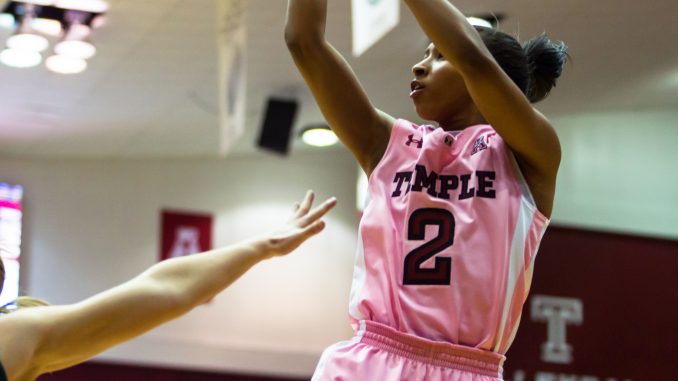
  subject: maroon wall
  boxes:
[504,226,678,381]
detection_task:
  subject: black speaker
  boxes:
[257,98,299,155]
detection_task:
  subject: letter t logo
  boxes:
[531,295,583,364]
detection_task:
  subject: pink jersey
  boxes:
[348,119,549,354]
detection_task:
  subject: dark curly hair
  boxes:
[475,26,568,103]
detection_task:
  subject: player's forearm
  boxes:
[403,0,492,71]
[140,238,272,311]
[284,0,327,47]
[28,241,273,375]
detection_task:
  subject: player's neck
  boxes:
[436,108,486,132]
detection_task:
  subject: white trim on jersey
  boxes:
[493,196,535,352]
[507,151,538,208]
[348,195,371,322]
[503,255,537,351]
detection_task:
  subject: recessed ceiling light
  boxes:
[0,48,42,68]
[31,18,63,36]
[55,39,96,59]
[466,13,505,29]
[55,24,96,59]
[6,32,49,52]
[0,14,15,29]
[466,17,493,28]
[300,125,339,147]
[22,0,56,5]
[55,0,109,13]
[46,54,87,74]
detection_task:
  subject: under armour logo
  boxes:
[406,134,423,149]
[471,136,488,155]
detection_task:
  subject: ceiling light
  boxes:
[55,24,95,58]
[1,1,106,71]
[55,39,95,58]
[467,17,493,28]
[6,8,49,52]
[45,54,87,74]
[0,14,15,29]
[466,13,505,29]
[22,0,55,5]
[6,32,49,52]
[300,125,339,147]
[55,0,109,13]
[31,17,63,36]
[0,48,42,67]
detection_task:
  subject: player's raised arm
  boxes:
[0,192,335,381]
[404,0,566,216]
[285,0,394,176]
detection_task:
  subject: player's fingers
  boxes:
[295,190,315,217]
[292,202,301,213]
[299,197,336,227]
[298,220,326,239]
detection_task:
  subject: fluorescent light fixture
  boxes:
[46,54,87,74]
[55,0,109,13]
[31,18,63,36]
[300,125,339,147]
[0,48,42,68]
[467,17,493,28]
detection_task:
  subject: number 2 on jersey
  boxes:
[403,208,455,285]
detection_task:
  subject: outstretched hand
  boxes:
[266,190,337,257]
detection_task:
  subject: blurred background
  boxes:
[0,0,676,380]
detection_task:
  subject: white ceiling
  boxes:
[0,0,677,158]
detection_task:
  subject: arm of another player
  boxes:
[0,191,336,381]
[403,0,561,215]
[285,0,394,176]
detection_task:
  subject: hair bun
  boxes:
[523,33,568,103]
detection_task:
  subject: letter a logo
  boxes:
[169,226,202,258]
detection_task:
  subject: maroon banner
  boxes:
[504,226,678,381]
[160,210,213,261]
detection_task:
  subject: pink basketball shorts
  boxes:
[312,320,505,381]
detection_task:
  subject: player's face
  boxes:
[410,43,472,123]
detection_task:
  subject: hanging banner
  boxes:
[160,210,213,261]
[0,183,23,306]
[217,0,246,155]
[352,0,400,56]
[504,227,678,381]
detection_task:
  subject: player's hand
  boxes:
[265,190,336,257]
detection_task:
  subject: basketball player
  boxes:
[0,191,335,381]
[285,0,567,379]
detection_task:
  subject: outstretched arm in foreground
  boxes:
[0,191,336,381]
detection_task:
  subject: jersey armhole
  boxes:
[506,149,550,226]
[366,118,410,184]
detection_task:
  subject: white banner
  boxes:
[217,0,247,155]
[352,0,400,57]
